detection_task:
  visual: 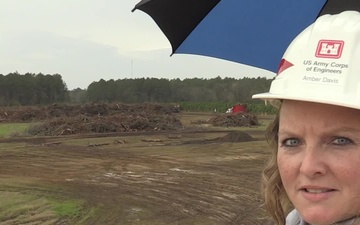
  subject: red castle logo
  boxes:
[315,40,344,59]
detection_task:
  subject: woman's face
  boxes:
[278,100,360,225]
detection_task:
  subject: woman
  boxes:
[253,11,360,225]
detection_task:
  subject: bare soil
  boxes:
[0,104,274,225]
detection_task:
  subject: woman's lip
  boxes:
[299,186,337,202]
[300,185,337,191]
[302,188,335,193]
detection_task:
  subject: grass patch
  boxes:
[0,190,55,222]
[0,182,84,223]
[51,199,83,217]
[0,123,30,137]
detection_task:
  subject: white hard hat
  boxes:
[252,11,360,110]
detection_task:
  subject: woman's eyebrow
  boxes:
[322,127,360,134]
[278,127,360,135]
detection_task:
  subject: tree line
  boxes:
[0,73,275,112]
[85,76,273,104]
[0,72,68,106]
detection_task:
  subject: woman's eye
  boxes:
[332,137,353,145]
[281,138,300,147]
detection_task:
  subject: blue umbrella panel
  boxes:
[133,0,360,73]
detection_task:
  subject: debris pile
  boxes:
[0,103,175,122]
[209,113,259,127]
[0,103,183,136]
[192,113,259,127]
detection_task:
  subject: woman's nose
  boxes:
[299,145,326,178]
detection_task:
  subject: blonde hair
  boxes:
[262,111,293,225]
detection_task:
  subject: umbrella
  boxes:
[132,0,360,73]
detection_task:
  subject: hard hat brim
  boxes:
[252,92,360,110]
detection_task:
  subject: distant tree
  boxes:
[87,79,107,102]
[68,88,87,103]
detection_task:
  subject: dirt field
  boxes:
[0,111,274,225]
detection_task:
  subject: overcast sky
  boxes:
[0,0,275,90]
